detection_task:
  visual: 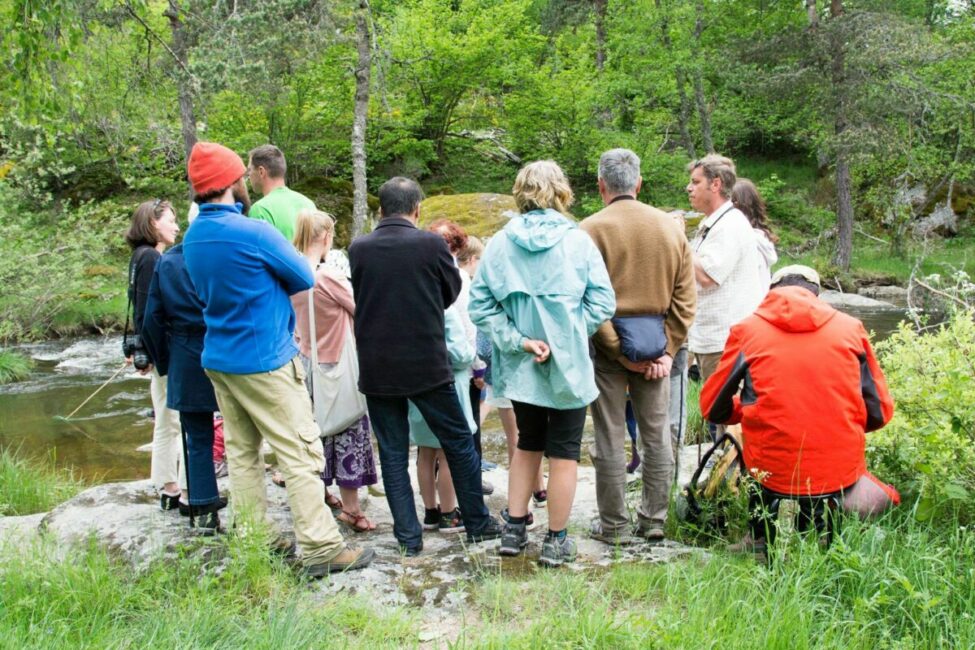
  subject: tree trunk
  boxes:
[351,0,371,240]
[692,68,713,153]
[594,0,607,72]
[164,2,197,168]
[692,2,713,153]
[806,0,818,28]
[675,66,697,158]
[829,0,853,270]
[655,0,695,157]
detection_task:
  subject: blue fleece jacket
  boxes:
[183,202,313,374]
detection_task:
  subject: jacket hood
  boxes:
[504,209,576,251]
[755,229,778,267]
[755,286,837,333]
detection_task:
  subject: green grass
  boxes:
[469,511,975,648]
[0,531,418,649]
[0,447,85,516]
[0,350,33,385]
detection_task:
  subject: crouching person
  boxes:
[182,142,374,577]
[700,265,899,554]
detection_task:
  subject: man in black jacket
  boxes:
[350,177,501,555]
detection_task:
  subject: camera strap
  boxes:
[122,247,147,350]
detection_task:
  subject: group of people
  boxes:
[125,139,899,574]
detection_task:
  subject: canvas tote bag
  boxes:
[307,286,367,436]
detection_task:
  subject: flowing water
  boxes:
[0,302,914,483]
[0,337,154,482]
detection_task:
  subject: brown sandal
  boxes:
[271,470,286,488]
[337,510,376,532]
[324,491,344,511]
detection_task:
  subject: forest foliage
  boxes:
[0,0,974,340]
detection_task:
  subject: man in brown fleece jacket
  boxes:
[580,148,697,544]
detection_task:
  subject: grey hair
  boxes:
[598,148,642,195]
[687,154,737,198]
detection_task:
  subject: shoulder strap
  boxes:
[696,205,735,247]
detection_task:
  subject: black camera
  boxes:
[123,335,151,371]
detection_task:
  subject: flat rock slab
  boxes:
[19,447,707,612]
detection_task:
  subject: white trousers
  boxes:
[149,369,185,490]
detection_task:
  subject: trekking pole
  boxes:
[57,362,129,421]
[180,418,194,529]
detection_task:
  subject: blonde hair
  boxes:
[512,160,574,215]
[293,209,336,253]
[457,235,484,265]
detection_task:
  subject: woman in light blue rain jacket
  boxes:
[409,305,477,532]
[469,160,615,567]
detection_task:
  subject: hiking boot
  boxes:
[636,521,666,543]
[422,506,441,531]
[188,511,222,535]
[439,508,466,533]
[502,507,535,530]
[180,496,228,517]
[270,535,298,561]
[539,533,577,567]
[727,534,767,555]
[303,545,376,578]
[498,510,529,556]
[532,490,548,506]
[401,543,423,558]
[160,492,180,511]
[466,516,503,543]
[589,520,640,546]
[482,480,495,496]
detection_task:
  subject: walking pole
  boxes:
[56,362,129,421]
[180,418,194,529]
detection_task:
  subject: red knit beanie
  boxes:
[187,142,247,196]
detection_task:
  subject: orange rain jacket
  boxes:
[699,286,895,495]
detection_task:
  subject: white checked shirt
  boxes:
[688,201,766,354]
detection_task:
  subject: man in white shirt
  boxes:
[686,154,765,401]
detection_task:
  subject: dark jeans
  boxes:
[180,411,220,506]
[367,383,489,550]
[469,379,483,459]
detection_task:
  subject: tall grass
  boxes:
[0,350,33,384]
[469,511,975,648]
[0,447,85,516]
[0,531,417,649]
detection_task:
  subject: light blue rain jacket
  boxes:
[409,306,477,447]
[469,209,616,410]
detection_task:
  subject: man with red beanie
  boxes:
[182,141,374,577]
[700,265,899,554]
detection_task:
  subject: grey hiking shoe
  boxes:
[499,509,528,556]
[589,520,640,546]
[635,521,666,543]
[539,534,577,567]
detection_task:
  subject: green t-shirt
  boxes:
[248,186,315,242]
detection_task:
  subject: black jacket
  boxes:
[141,244,218,413]
[349,217,461,396]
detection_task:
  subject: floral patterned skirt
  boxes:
[320,414,378,489]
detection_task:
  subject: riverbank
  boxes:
[2,447,973,647]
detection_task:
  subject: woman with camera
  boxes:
[124,199,184,510]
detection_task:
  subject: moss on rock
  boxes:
[420,193,518,238]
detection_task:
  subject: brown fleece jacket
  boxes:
[580,198,697,359]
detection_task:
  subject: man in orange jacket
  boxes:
[700,265,899,529]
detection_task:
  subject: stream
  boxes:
[0,302,914,483]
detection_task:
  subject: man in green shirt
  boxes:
[247,144,315,241]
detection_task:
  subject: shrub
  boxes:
[869,310,975,523]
